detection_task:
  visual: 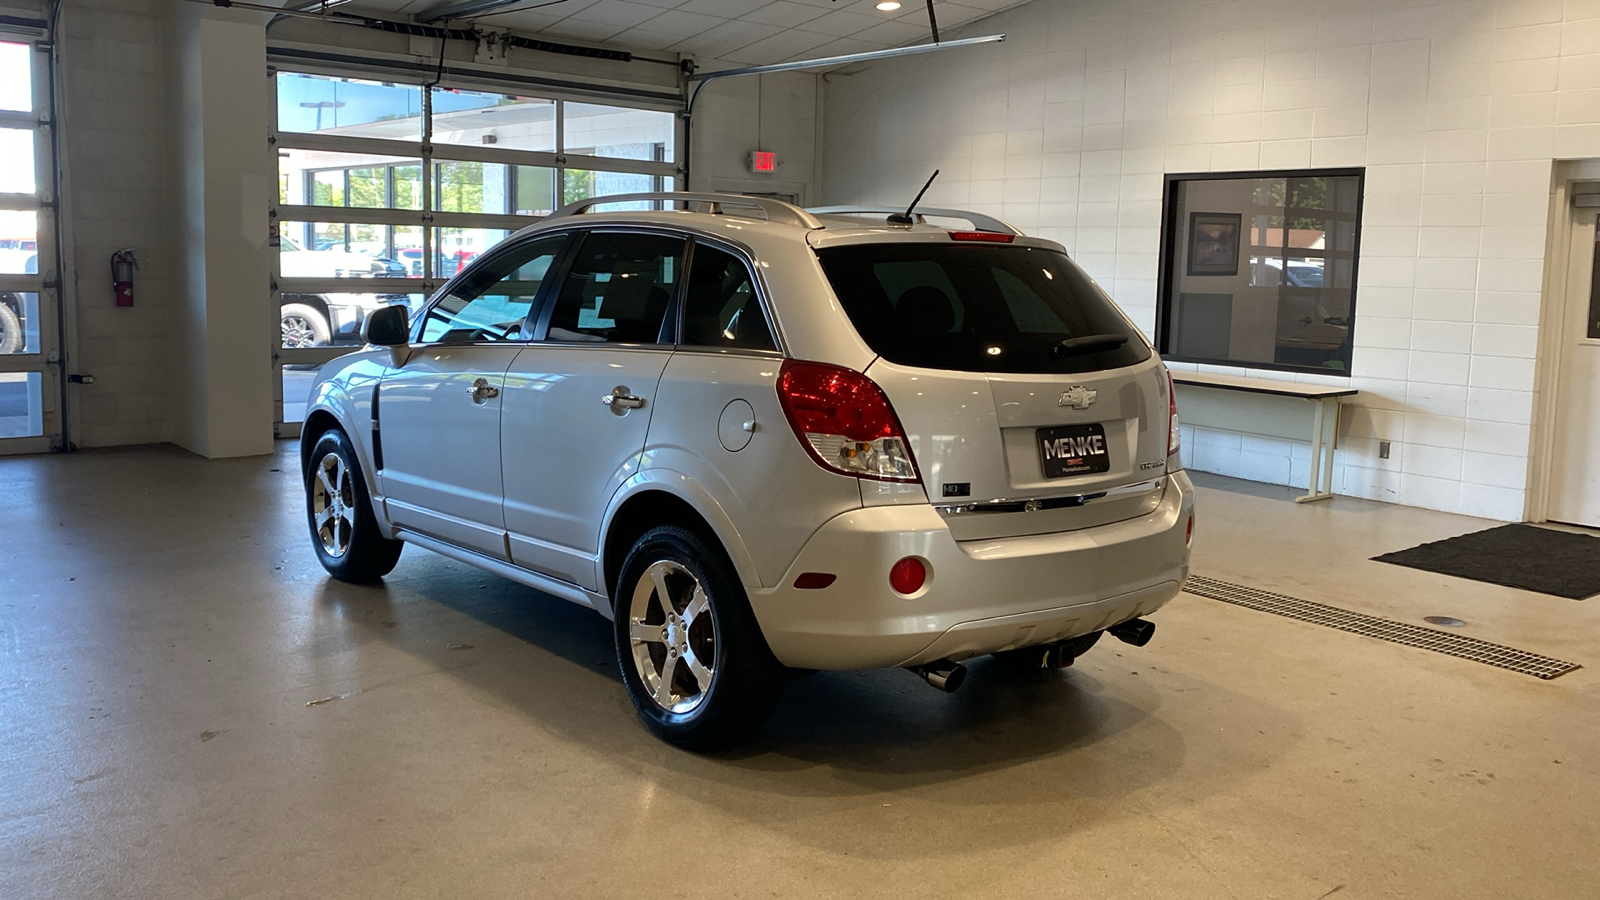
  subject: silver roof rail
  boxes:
[806,206,1022,236]
[546,192,824,229]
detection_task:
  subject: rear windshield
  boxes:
[815,243,1152,374]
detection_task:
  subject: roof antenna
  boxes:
[887,169,939,225]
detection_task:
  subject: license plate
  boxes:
[1038,423,1110,478]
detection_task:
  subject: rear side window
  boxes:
[815,243,1152,374]
[547,231,684,344]
[681,242,776,352]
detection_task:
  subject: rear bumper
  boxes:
[748,471,1194,670]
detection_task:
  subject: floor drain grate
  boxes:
[1184,575,1582,680]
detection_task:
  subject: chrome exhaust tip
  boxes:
[913,659,968,692]
[1108,617,1155,647]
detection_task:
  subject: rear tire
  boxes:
[305,428,402,581]
[0,300,21,354]
[614,525,783,751]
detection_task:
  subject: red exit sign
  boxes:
[749,150,776,173]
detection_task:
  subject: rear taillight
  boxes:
[776,360,920,482]
[1167,370,1180,456]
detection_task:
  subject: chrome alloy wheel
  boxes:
[282,315,319,349]
[627,560,717,714]
[311,451,355,558]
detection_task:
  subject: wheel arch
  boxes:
[600,476,759,606]
[299,391,393,535]
[281,292,331,319]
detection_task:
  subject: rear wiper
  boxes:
[1050,333,1129,359]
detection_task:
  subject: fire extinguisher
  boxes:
[111,249,138,308]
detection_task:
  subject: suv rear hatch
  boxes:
[814,236,1173,541]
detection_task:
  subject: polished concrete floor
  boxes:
[1,444,1596,899]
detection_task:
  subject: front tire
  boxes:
[305,428,402,581]
[282,302,331,349]
[614,525,783,751]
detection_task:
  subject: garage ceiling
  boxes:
[329,0,1025,65]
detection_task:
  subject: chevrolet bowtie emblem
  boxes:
[1058,385,1097,409]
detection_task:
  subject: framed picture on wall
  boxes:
[1186,212,1242,276]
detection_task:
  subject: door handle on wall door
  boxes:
[467,377,500,403]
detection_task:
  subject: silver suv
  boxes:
[301,193,1194,749]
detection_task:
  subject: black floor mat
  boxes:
[1373,524,1600,600]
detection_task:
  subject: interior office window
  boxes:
[682,242,776,352]
[548,232,684,344]
[419,235,566,343]
[1157,169,1363,374]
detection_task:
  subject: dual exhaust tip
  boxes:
[911,618,1156,692]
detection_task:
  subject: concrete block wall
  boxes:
[57,0,174,448]
[821,0,1600,520]
[690,68,818,203]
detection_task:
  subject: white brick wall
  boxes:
[821,0,1600,520]
[57,0,174,448]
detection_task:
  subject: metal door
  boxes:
[1548,200,1600,527]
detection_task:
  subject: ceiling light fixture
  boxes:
[876,1,902,9]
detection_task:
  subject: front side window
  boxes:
[418,235,566,343]
[681,242,775,352]
[815,243,1150,374]
[547,232,683,344]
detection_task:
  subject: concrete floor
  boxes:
[2,444,1597,899]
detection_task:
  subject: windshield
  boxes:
[815,242,1152,374]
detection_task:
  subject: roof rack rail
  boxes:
[806,206,1022,236]
[546,192,824,229]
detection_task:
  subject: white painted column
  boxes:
[165,4,273,458]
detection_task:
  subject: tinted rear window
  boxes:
[815,243,1151,374]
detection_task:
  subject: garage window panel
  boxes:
[0,128,35,194]
[0,41,28,112]
[277,73,422,140]
[278,149,422,210]
[434,227,514,280]
[0,370,41,437]
[564,172,675,210]
[432,91,556,154]
[0,210,37,276]
[561,102,674,163]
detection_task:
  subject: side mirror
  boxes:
[364,304,409,347]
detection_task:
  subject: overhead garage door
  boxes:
[269,65,682,432]
[0,18,60,455]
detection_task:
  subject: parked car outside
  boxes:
[278,234,409,348]
[299,193,1195,749]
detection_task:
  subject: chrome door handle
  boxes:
[603,385,646,413]
[467,377,500,402]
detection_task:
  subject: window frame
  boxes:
[1154,167,1366,378]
